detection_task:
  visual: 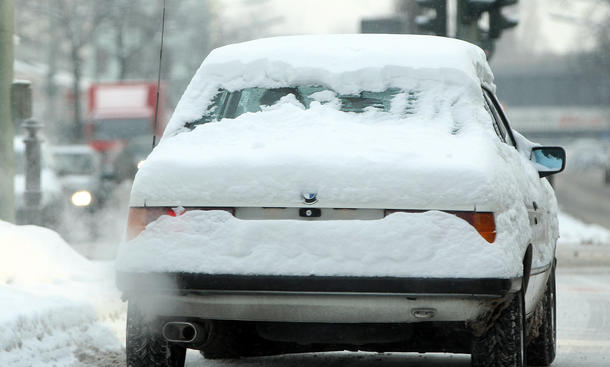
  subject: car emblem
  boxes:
[302,192,318,204]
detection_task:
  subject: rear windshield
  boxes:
[186,86,419,128]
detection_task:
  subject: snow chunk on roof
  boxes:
[164,34,494,137]
[206,34,492,82]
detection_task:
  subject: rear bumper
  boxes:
[117,272,521,323]
[117,272,520,295]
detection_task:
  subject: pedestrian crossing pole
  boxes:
[0,0,15,223]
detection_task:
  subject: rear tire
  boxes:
[472,290,526,367]
[126,302,186,367]
[527,266,556,366]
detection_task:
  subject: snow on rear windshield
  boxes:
[185,86,420,129]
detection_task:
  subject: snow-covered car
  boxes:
[14,136,64,228]
[116,35,566,367]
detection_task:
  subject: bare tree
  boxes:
[395,0,422,34]
[98,0,165,80]
[54,0,110,141]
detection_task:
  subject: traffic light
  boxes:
[460,0,496,24]
[416,0,447,36]
[479,30,496,58]
[489,0,518,39]
[453,0,518,59]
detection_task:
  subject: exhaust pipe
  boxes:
[162,321,210,346]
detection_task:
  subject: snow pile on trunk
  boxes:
[558,212,610,245]
[116,210,524,278]
[0,221,125,366]
[132,99,507,209]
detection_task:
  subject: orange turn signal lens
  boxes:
[453,211,496,243]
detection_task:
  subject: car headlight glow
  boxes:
[71,190,92,207]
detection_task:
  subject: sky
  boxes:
[265,0,395,35]
[218,0,605,55]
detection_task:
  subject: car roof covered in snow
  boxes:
[205,34,494,88]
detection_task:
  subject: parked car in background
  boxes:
[13,136,64,229]
[51,145,105,210]
[50,145,110,241]
[116,35,565,367]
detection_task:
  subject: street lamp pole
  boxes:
[0,0,15,223]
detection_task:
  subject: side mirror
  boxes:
[530,146,566,178]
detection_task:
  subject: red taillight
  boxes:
[384,209,496,243]
[126,208,146,241]
[125,207,235,241]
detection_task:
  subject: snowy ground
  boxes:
[558,211,610,245]
[0,210,608,366]
[0,221,126,367]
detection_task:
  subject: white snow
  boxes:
[126,103,558,278]
[0,221,125,366]
[119,35,560,280]
[558,211,610,245]
[163,34,494,137]
[117,210,522,278]
[133,99,506,210]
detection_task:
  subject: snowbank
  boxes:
[558,211,610,245]
[0,221,125,366]
[117,210,523,278]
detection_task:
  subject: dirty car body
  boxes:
[116,35,565,366]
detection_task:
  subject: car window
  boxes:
[186,86,415,128]
[483,93,507,143]
[483,95,506,143]
[483,90,517,147]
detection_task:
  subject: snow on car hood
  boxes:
[116,210,523,278]
[133,99,513,211]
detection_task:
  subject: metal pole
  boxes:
[456,1,481,46]
[22,118,44,225]
[14,81,43,226]
[0,0,15,222]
